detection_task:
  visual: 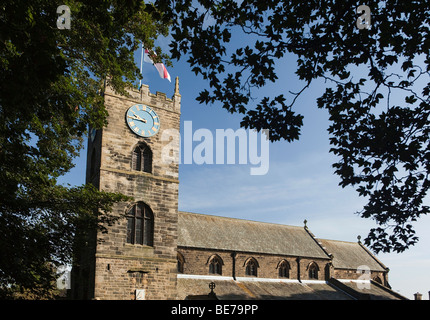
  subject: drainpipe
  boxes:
[296,257,301,283]
[231,252,237,281]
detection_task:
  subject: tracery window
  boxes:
[308,262,319,280]
[126,202,153,246]
[208,255,223,275]
[132,143,152,173]
[278,260,290,278]
[245,258,258,277]
[177,252,185,273]
[373,276,382,284]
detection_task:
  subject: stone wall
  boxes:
[80,82,181,300]
[178,247,332,281]
[177,246,389,285]
[332,268,387,284]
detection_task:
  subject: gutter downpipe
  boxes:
[231,252,237,281]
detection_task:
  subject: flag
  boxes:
[144,48,171,82]
[143,49,153,63]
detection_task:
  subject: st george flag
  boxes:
[144,48,171,82]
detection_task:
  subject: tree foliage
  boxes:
[155,0,430,253]
[0,0,168,298]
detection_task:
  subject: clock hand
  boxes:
[131,111,147,123]
[136,116,147,123]
[129,113,147,123]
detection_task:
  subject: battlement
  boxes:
[104,77,181,113]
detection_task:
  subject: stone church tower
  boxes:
[71,79,181,300]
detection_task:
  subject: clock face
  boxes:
[126,104,160,137]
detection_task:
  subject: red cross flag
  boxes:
[144,48,171,82]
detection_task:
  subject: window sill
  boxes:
[125,243,154,249]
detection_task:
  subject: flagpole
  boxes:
[139,42,144,89]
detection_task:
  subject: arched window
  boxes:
[132,143,152,173]
[245,258,258,277]
[308,262,319,280]
[126,202,153,246]
[177,252,185,274]
[278,260,290,278]
[373,276,382,284]
[208,255,223,275]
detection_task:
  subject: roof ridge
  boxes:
[304,229,332,259]
[318,238,387,272]
[358,241,389,271]
[178,210,303,229]
[318,238,359,245]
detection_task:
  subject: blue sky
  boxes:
[60,40,430,300]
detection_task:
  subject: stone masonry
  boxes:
[72,79,181,300]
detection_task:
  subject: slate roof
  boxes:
[176,277,353,300]
[177,276,406,300]
[178,211,329,259]
[332,279,406,300]
[318,239,387,272]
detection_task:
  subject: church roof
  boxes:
[176,277,353,300]
[318,239,387,272]
[176,276,404,300]
[177,211,329,259]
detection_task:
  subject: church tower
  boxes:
[72,79,181,300]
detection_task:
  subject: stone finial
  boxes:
[304,219,308,229]
[172,76,181,110]
[209,282,216,293]
[357,235,362,243]
[174,76,180,95]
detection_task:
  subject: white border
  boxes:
[337,279,371,284]
[177,274,232,281]
[177,274,327,284]
[235,277,300,283]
